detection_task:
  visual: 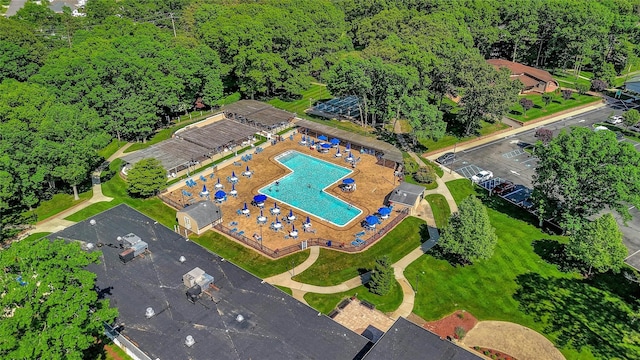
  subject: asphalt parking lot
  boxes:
[444,105,640,270]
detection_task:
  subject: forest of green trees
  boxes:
[2,0,640,240]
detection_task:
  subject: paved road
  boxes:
[445,105,640,269]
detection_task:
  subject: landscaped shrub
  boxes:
[454,326,466,339]
[413,167,436,184]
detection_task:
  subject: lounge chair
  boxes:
[229,221,238,226]
[237,231,245,236]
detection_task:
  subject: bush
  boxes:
[413,167,436,184]
[454,326,466,339]
[576,83,589,95]
[591,79,608,92]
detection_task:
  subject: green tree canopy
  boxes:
[126,158,167,198]
[533,127,640,227]
[369,255,394,295]
[438,195,498,264]
[566,214,628,276]
[623,109,640,128]
[0,238,117,359]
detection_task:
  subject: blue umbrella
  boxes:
[318,135,328,141]
[214,190,226,199]
[274,202,279,209]
[305,216,311,225]
[302,135,306,141]
[289,209,294,217]
[311,139,315,145]
[343,178,355,185]
[201,185,209,195]
[254,194,267,203]
[330,138,340,145]
[276,216,281,224]
[346,142,351,150]
[246,165,250,172]
[217,177,221,184]
[243,202,248,210]
[292,224,296,232]
[378,207,391,216]
[366,215,379,226]
[232,171,236,178]
[321,143,331,149]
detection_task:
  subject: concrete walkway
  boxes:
[32,143,133,233]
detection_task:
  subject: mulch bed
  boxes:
[423,310,478,339]
[473,346,517,360]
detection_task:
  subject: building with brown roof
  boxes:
[487,59,559,94]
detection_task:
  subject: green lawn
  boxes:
[508,93,601,122]
[292,217,427,286]
[304,280,404,314]
[98,139,127,160]
[64,160,177,227]
[417,156,444,178]
[21,232,51,241]
[190,230,310,279]
[425,194,450,228]
[419,121,509,153]
[405,179,640,360]
[402,152,437,189]
[550,70,593,89]
[105,344,133,360]
[275,286,293,295]
[28,190,93,222]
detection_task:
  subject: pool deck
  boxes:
[165,134,401,252]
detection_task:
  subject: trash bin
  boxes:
[327,240,332,247]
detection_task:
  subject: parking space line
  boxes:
[626,249,640,260]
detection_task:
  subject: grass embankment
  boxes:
[98,139,127,160]
[292,216,427,286]
[419,121,509,153]
[28,190,93,222]
[21,232,51,241]
[269,83,374,137]
[65,159,177,227]
[508,93,601,122]
[275,286,293,295]
[406,179,640,360]
[304,280,404,314]
[189,230,310,279]
[424,194,450,228]
[551,70,592,89]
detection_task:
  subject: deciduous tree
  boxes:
[542,93,554,109]
[520,98,534,117]
[438,196,498,264]
[623,109,640,128]
[533,127,640,227]
[126,158,167,197]
[566,214,628,276]
[591,79,608,92]
[0,238,118,359]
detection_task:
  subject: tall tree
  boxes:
[126,158,167,198]
[623,109,640,128]
[0,238,118,359]
[438,195,498,264]
[533,127,640,227]
[369,256,394,295]
[566,214,628,276]
[401,95,445,144]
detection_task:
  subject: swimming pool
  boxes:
[259,151,362,227]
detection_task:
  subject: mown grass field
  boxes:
[292,216,427,286]
[508,93,601,122]
[418,121,509,153]
[28,190,93,222]
[406,179,640,360]
[424,194,450,228]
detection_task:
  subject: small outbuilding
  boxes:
[176,200,222,235]
[387,182,425,215]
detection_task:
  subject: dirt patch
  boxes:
[104,344,126,360]
[462,321,565,360]
[472,346,517,360]
[423,310,478,340]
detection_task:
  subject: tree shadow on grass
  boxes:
[514,273,640,359]
[532,239,584,273]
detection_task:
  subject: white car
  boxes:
[607,115,623,125]
[471,170,493,183]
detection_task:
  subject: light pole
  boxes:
[449,140,458,174]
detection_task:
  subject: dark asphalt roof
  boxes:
[388,182,425,207]
[222,100,294,128]
[364,318,482,360]
[49,204,369,360]
[178,201,222,229]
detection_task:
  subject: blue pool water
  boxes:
[259,151,362,226]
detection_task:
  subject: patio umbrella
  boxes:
[275,216,281,224]
[232,171,236,178]
[201,185,209,196]
[274,202,279,209]
[336,147,341,154]
[217,178,221,184]
[378,207,391,216]
[230,184,237,196]
[246,165,250,172]
[214,190,226,199]
[366,215,379,226]
[243,202,248,210]
[305,216,311,225]
[289,209,293,218]
[318,135,328,141]
[342,178,355,185]
[346,142,351,150]
[321,143,331,149]
[330,138,340,145]
[254,194,267,203]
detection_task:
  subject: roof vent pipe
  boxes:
[145,307,155,318]
[90,219,96,226]
[185,335,195,347]
[236,314,244,323]
[179,256,186,263]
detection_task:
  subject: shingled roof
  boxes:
[487,59,556,85]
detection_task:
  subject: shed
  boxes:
[387,182,425,214]
[176,201,222,235]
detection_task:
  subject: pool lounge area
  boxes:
[259,151,362,227]
[163,131,403,255]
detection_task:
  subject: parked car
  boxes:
[607,115,623,125]
[492,181,515,196]
[471,170,493,183]
[629,125,640,133]
[436,152,455,165]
